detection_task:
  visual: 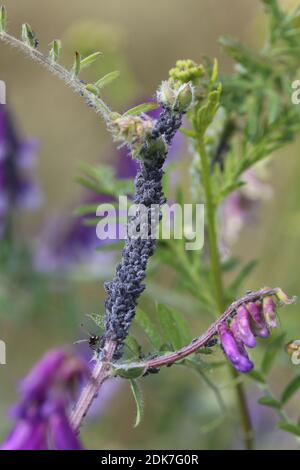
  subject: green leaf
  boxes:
[73,204,100,217]
[195,84,222,135]
[261,333,286,375]
[221,257,240,272]
[0,6,7,33]
[219,36,270,74]
[80,51,102,69]
[227,260,258,295]
[125,336,142,358]
[258,395,281,409]
[123,102,159,117]
[86,313,104,329]
[112,363,146,379]
[21,23,37,48]
[135,308,162,350]
[179,128,197,138]
[157,304,191,350]
[247,369,266,384]
[130,379,144,427]
[72,51,81,77]
[277,421,300,436]
[85,83,98,95]
[210,58,218,87]
[281,375,300,405]
[49,39,61,63]
[95,71,120,89]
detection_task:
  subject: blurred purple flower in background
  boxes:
[33,100,183,273]
[0,105,41,237]
[2,348,88,450]
[219,167,272,254]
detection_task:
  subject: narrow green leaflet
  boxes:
[125,335,142,358]
[123,102,159,117]
[21,23,37,48]
[130,379,144,427]
[258,395,281,409]
[281,375,300,405]
[195,84,222,135]
[135,308,162,350]
[86,313,104,329]
[247,369,266,384]
[80,51,102,69]
[157,304,191,350]
[49,39,61,63]
[227,260,258,296]
[95,71,120,89]
[73,204,100,217]
[0,5,7,33]
[72,51,81,77]
[112,363,146,379]
[277,422,300,437]
[261,333,286,375]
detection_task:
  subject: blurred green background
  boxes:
[0,0,299,450]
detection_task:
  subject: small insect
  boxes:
[74,324,101,351]
[286,339,300,365]
[205,337,218,348]
[27,28,39,48]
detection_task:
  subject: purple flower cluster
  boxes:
[0,105,41,237]
[218,295,279,373]
[2,349,88,450]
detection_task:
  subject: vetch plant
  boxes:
[1,0,300,450]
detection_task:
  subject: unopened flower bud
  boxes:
[263,296,277,329]
[218,323,253,373]
[286,340,300,365]
[157,81,176,108]
[174,83,194,112]
[246,301,264,328]
[275,288,296,305]
[236,305,256,348]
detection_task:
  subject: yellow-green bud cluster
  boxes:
[169,59,204,84]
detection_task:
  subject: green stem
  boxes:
[197,141,223,311]
[197,139,254,450]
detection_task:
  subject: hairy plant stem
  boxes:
[70,339,116,433]
[0,32,112,121]
[197,139,254,451]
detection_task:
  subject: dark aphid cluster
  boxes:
[218,290,294,373]
[103,106,183,359]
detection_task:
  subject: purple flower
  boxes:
[246,302,269,338]
[1,420,47,450]
[218,293,289,373]
[235,305,256,348]
[0,105,41,237]
[218,323,253,373]
[219,167,272,253]
[48,406,82,450]
[2,348,87,450]
[262,296,277,329]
